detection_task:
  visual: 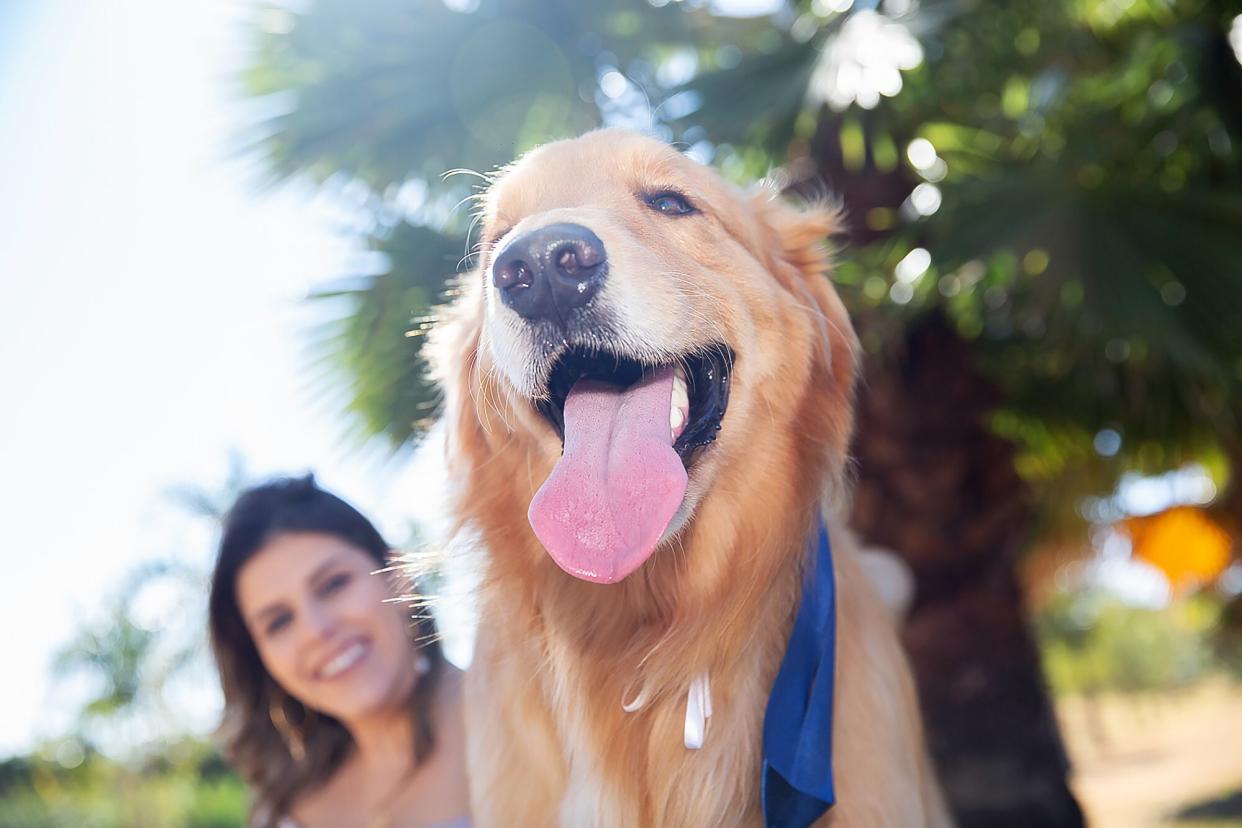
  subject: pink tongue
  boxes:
[529,366,688,584]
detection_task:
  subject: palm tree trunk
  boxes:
[850,312,1086,828]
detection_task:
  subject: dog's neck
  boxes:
[479,444,831,711]
[465,478,826,823]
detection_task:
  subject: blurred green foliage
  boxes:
[239,0,1242,523]
[0,741,246,828]
[1036,586,1224,695]
[51,560,211,755]
[307,223,467,444]
[2,472,255,824]
[1214,591,1242,674]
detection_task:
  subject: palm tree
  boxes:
[239,1,1242,823]
[52,562,193,752]
[52,459,254,754]
[54,586,159,721]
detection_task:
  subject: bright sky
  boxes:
[0,0,458,756]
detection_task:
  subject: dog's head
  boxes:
[439,129,857,587]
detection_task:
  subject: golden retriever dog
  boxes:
[433,128,951,827]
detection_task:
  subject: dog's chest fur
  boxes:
[463,537,803,828]
[541,623,775,827]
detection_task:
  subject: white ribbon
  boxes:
[620,671,712,750]
[621,681,650,713]
[683,671,712,750]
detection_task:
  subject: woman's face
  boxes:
[236,532,418,724]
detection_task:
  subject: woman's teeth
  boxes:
[671,368,690,440]
[320,641,366,679]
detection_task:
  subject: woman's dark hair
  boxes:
[208,474,443,828]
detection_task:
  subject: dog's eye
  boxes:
[643,191,697,216]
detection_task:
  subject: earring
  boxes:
[269,690,311,762]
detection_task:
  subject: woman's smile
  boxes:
[314,636,371,681]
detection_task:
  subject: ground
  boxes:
[1058,679,1242,827]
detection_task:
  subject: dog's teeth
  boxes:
[671,374,689,409]
[670,371,690,440]
[671,406,686,432]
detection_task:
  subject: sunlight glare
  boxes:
[808,10,923,111]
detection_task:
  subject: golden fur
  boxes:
[433,129,951,827]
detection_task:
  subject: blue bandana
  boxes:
[761,522,837,828]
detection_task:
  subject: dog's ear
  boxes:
[752,192,859,478]
[749,193,842,283]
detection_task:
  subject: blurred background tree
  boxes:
[239,0,1242,825]
[6,462,260,828]
[50,455,251,757]
[52,564,192,750]
[0,740,247,828]
[1035,586,1221,750]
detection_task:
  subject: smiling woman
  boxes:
[207,475,470,828]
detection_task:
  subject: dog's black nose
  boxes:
[492,223,607,323]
